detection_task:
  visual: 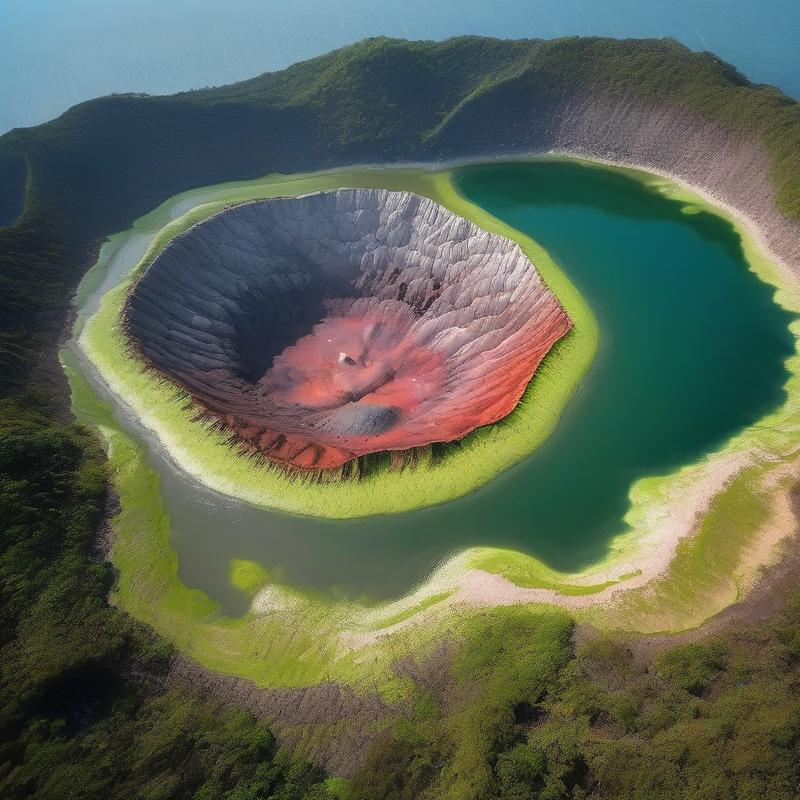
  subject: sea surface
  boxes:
[1,0,799,135]
[118,160,792,614]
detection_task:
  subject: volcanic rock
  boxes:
[125,189,571,469]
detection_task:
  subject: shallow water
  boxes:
[116,159,794,615]
[2,0,799,135]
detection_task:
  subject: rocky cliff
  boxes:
[125,188,570,469]
[432,89,800,274]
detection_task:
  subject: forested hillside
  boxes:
[1,36,800,799]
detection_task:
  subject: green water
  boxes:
[153,160,794,613]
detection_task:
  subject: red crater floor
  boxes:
[125,189,571,471]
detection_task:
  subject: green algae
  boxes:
[229,559,271,597]
[62,159,800,698]
[76,167,598,519]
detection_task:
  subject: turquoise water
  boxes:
[1,0,799,134]
[143,160,795,613]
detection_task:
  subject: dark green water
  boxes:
[158,160,794,614]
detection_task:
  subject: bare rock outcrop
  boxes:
[125,189,571,469]
[436,90,800,275]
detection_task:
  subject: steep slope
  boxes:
[124,188,570,469]
[1,36,798,396]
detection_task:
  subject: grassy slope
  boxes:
[77,167,596,517]
[2,34,800,799]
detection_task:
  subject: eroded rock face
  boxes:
[435,92,800,275]
[125,189,570,469]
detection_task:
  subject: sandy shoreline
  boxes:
[341,150,800,646]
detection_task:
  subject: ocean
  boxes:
[1,0,798,135]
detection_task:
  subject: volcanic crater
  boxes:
[124,189,571,470]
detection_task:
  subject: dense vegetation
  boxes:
[0,401,335,799]
[3,398,799,798]
[355,605,800,799]
[1,34,799,799]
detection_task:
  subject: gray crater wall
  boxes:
[126,189,534,396]
[125,188,570,469]
[434,91,800,275]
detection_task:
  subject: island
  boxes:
[2,35,800,800]
[125,189,570,471]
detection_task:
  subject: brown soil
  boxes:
[168,656,403,777]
